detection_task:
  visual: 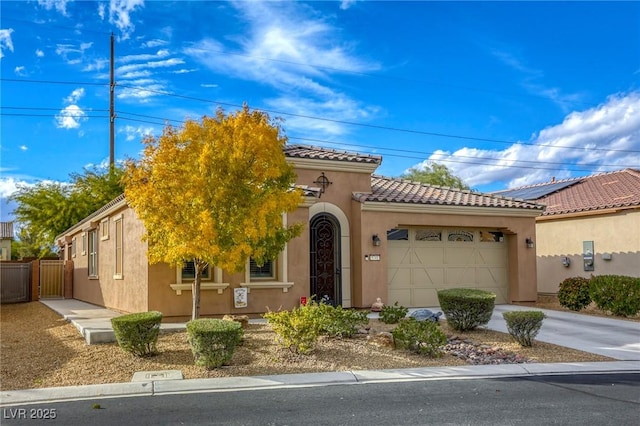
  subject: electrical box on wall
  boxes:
[583,241,594,271]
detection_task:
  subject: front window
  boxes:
[250,257,275,280]
[181,261,211,281]
[88,230,98,277]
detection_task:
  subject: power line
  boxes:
[114,113,635,173]
[4,78,640,156]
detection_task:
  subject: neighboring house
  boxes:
[55,145,544,320]
[493,168,640,294]
[0,222,14,260]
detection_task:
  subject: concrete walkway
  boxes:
[1,298,636,407]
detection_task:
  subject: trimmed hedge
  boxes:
[437,288,496,331]
[392,318,447,357]
[503,310,545,347]
[379,302,409,324]
[558,277,591,311]
[186,319,243,369]
[111,311,163,357]
[589,275,640,317]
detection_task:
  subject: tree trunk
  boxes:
[191,259,202,320]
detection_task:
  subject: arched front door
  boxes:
[310,213,341,306]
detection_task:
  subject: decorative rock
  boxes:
[408,309,443,322]
[443,337,533,365]
[367,331,394,348]
[371,298,385,312]
[222,314,249,329]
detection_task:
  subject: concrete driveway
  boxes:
[488,305,640,361]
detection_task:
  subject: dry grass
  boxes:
[0,301,613,391]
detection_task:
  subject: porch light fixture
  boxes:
[525,237,535,248]
[313,172,332,197]
[372,234,381,246]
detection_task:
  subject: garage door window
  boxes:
[447,230,474,242]
[480,231,504,243]
[387,228,408,240]
[415,229,441,241]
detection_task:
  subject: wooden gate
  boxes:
[0,263,31,303]
[39,260,64,299]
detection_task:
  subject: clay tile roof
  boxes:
[353,176,544,210]
[284,144,382,165]
[538,168,640,216]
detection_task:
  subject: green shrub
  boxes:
[589,275,640,317]
[186,318,243,369]
[392,318,447,357]
[502,311,545,347]
[264,302,322,354]
[316,303,369,338]
[437,288,496,331]
[558,277,591,311]
[379,302,409,324]
[111,311,163,357]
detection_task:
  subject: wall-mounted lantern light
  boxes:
[525,237,535,248]
[561,256,571,267]
[372,234,381,246]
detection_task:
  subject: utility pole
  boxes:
[109,32,115,168]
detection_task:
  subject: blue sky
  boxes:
[1,1,639,222]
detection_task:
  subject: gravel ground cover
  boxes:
[0,301,613,391]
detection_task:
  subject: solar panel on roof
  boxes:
[496,179,580,200]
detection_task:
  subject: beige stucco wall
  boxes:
[536,209,640,293]
[70,205,149,313]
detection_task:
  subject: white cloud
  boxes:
[116,57,184,74]
[120,124,154,141]
[200,83,218,88]
[118,49,169,64]
[0,177,23,198]
[0,29,14,59]
[183,2,379,135]
[109,0,145,40]
[14,66,27,76]
[56,105,87,129]
[20,145,28,151]
[37,0,72,16]
[142,39,168,48]
[83,58,109,72]
[413,92,640,189]
[55,41,93,65]
[64,87,85,104]
[35,49,45,58]
[172,68,196,74]
[98,2,106,20]
[56,88,87,129]
[340,0,359,10]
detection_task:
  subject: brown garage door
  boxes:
[387,228,508,307]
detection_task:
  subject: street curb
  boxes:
[2,361,638,407]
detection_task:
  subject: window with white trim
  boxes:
[114,216,123,278]
[81,233,87,256]
[101,218,109,240]
[88,229,98,277]
[249,257,275,280]
[71,237,76,258]
[181,261,211,281]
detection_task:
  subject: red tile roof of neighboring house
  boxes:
[538,168,640,216]
[284,144,382,165]
[353,176,544,210]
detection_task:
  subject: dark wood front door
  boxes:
[310,213,341,306]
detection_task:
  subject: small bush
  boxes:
[437,288,496,331]
[316,304,369,338]
[111,311,162,357]
[392,318,447,357]
[502,311,545,347]
[186,318,243,369]
[589,275,640,317]
[264,303,322,354]
[379,302,408,324]
[558,277,592,311]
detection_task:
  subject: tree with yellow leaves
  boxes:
[123,106,303,319]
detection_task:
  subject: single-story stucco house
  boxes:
[493,168,640,294]
[56,145,544,320]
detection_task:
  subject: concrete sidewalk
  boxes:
[1,299,638,407]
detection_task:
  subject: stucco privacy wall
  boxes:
[352,205,538,308]
[536,210,640,293]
